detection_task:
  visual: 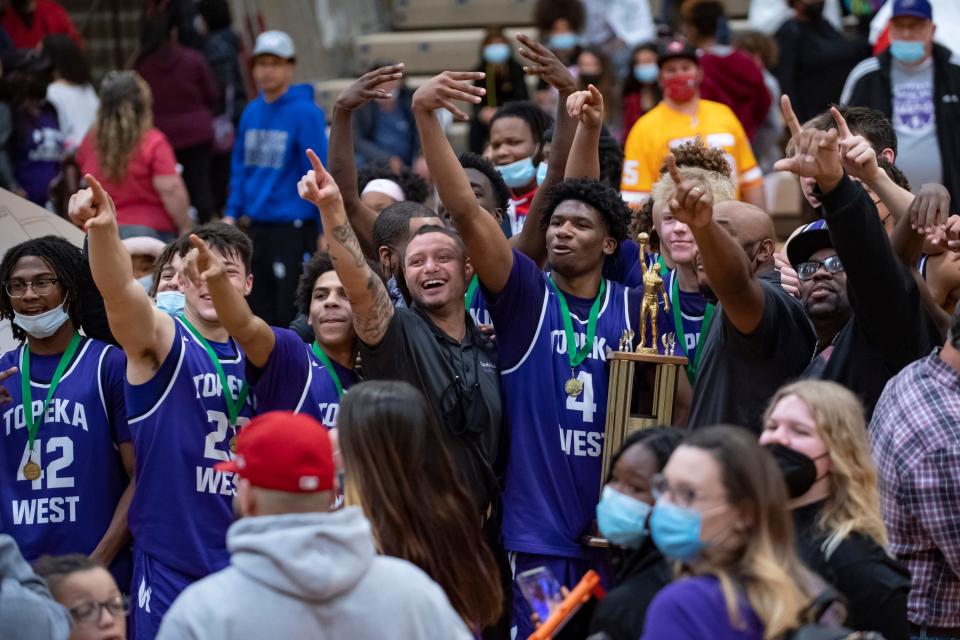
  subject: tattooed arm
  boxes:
[298,149,395,345]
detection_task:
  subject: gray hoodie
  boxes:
[157,508,473,639]
[0,534,71,640]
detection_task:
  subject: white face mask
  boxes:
[13,302,70,339]
[155,291,185,317]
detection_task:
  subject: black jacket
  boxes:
[588,537,672,640]
[812,176,942,419]
[793,501,911,640]
[841,43,960,203]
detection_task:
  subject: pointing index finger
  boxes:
[665,153,683,185]
[84,173,106,203]
[830,106,852,140]
[780,95,802,138]
[306,149,323,173]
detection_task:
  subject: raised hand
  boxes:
[411,70,486,121]
[516,33,577,94]
[0,366,17,405]
[566,85,604,128]
[830,108,881,185]
[774,252,800,297]
[336,63,405,112]
[907,182,950,235]
[181,233,224,291]
[774,95,843,191]
[297,149,343,208]
[666,154,714,230]
[943,215,960,252]
[68,174,118,231]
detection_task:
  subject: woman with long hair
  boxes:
[761,380,910,640]
[75,71,190,240]
[643,425,818,639]
[336,381,503,633]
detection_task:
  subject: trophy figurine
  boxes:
[636,232,670,354]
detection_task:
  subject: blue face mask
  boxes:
[550,33,579,51]
[483,43,511,65]
[890,40,926,64]
[13,302,70,339]
[596,485,651,548]
[497,157,537,189]
[155,290,185,317]
[633,63,659,84]
[650,499,704,562]
[536,161,548,185]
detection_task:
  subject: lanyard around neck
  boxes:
[181,317,248,426]
[20,332,81,455]
[669,270,715,383]
[548,276,607,370]
[311,341,344,399]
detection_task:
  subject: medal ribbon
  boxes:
[20,332,81,458]
[181,317,249,427]
[669,271,715,383]
[464,275,479,308]
[311,341,344,399]
[548,276,607,370]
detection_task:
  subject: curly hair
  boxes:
[540,178,632,252]
[534,0,586,34]
[0,236,87,343]
[459,152,510,216]
[295,252,335,317]
[631,197,659,253]
[659,137,732,178]
[95,71,153,182]
[357,161,430,205]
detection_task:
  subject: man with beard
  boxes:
[779,101,941,418]
[667,155,815,433]
[411,68,641,637]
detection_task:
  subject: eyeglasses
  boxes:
[69,595,128,624]
[3,277,58,298]
[652,474,709,509]
[796,255,844,281]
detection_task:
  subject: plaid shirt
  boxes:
[870,349,960,627]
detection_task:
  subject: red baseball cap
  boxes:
[216,411,334,493]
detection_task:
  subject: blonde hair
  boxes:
[681,426,818,639]
[651,165,736,206]
[94,71,153,182]
[764,380,887,557]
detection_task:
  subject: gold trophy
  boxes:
[601,232,687,483]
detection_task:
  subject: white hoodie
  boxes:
[157,508,473,639]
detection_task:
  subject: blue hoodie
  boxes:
[227,84,328,224]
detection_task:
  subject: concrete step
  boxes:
[354,26,537,76]
[390,0,535,29]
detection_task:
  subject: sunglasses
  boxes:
[797,255,844,281]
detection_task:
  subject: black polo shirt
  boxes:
[359,305,504,512]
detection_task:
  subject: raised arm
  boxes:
[297,149,394,345]
[328,64,406,259]
[511,34,579,266]
[564,86,604,180]
[412,71,515,294]
[68,176,174,383]
[667,155,767,334]
[180,234,275,368]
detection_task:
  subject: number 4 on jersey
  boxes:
[565,371,597,423]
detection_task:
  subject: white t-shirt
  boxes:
[46,82,99,151]
[891,58,942,191]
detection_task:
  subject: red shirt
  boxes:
[76,128,179,234]
[1,0,81,49]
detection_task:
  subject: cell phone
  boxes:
[517,566,565,623]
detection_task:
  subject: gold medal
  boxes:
[22,460,41,481]
[564,377,584,397]
[229,435,238,454]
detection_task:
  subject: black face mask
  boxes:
[766,444,817,499]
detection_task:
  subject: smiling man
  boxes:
[296,149,502,521]
[70,177,255,639]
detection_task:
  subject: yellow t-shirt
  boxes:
[620,99,762,203]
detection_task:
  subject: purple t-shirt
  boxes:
[250,328,357,426]
[642,576,764,640]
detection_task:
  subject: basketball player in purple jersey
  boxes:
[0,236,134,590]
[413,70,643,638]
[181,238,358,425]
[70,176,255,639]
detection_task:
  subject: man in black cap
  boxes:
[621,39,765,210]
